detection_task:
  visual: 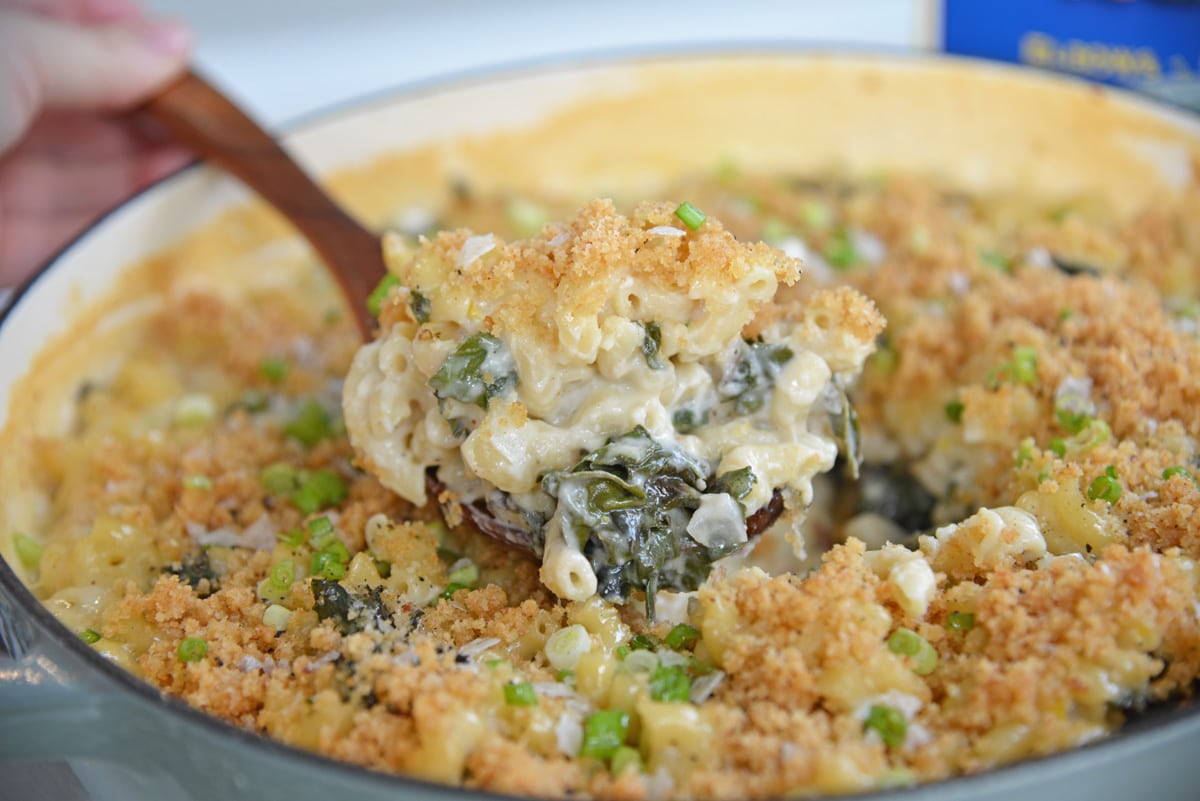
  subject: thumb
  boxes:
[0,10,190,152]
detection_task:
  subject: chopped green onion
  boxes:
[177,637,208,663]
[649,664,691,702]
[1015,437,1036,467]
[863,704,907,747]
[886,628,939,676]
[174,394,216,426]
[503,681,538,707]
[980,250,1011,273]
[80,628,102,644]
[944,399,965,424]
[1163,466,1200,488]
[1072,419,1111,452]
[446,560,479,587]
[557,669,576,685]
[260,462,299,495]
[310,550,347,581]
[367,274,401,317]
[580,709,630,761]
[623,650,659,675]
[877,768,916,788]
[947,611,975,631]
[989,346,1038,388]
[1010,346,1038,384]
[284,401,333,449]
[505,198,549,237]
[263,604,291,632]
[673,201,706,231]
[1048,438,1067,457]
[182,475,213,491]
[663,623,700,651]
[610,745,642,775]
[258,357,289,384]
[545,624,592,672]
[13,533,42,570]
[307,516,336,547]
[436,546,462,563]
[615,645,631,661]
[1087,466,1122,504]
[629,633,658,652]
[800,200,832,230]
[292,470,347,515]
[1059,307,1075,321]
[279,528,307,548]
[439,582,470,600]
[269,559,295,591]
[1056,409,1092,435]
[759,217,792,246]
[824,229,859,270]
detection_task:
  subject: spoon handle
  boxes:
[142,70,386,340]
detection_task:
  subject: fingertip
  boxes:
[136,17,191,57]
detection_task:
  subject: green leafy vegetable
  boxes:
[717,339,794,415]
[310,578,389,634]
[410,290,432,323]
[166,551,220,598]
[641,321,664,370]
[539,427,744,619]
[429,333,517,410]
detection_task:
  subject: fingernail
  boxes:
[139,19,191,55]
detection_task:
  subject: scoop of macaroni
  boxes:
[343,199,883,612]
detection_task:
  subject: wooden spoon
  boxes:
[142,70,386,341]
[141,68,785,553]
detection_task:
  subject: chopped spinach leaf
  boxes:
[541,427,745,619]
[166,551,220,598]
[410,290,432,323]
[429,333,517,409]
[641,322,665,370]
[717,339,794,415]
[310,578,390,635]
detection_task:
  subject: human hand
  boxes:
[0,0,191,290]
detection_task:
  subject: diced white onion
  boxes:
[457,234,496,268]
[458,637,501,660]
